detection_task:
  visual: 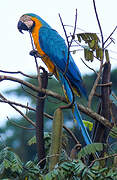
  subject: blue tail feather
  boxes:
[59,72,92,145]
[74,103,92,144]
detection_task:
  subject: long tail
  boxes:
[74,102,92,144]
[59,72,92,145]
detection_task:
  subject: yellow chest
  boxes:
[31,17,56,74]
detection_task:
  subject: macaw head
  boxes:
[17,13,51,33]
[17,14,35,33]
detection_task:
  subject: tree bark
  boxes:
[93,62,111,143]
[36,68,48,168]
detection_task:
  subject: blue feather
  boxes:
[39,27,87,96]
[28,14,92,144]
[59,72,92,144]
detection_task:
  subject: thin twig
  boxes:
[21,84,38,99]
[0,98,53,120]
[80,58,98,75]
[37,154,59,166]
[88,69,102,108]
[104,38,115,49]
[88,153,117,168]
[63,125,80,145]
[88,0,104,108]
[93,0,104,46]
[0,69,37,79]
[29,31,42,88]
[59,9,78,76]
[0,92,36,127]
[7,116,35,130]
[104,26,117,45]
[97,82,112,87]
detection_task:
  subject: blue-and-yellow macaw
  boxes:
[17,13,92,144]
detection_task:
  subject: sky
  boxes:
[0,0,117,125]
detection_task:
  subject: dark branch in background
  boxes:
[88,0,104,108]
[58,11,78,109]
[35,68,48,169]
[92,0,113,145]
[29,31,42,88]
[59,9,77,76]
[93,0,104,46]
[94,62,111,143]
[29,31,48,169]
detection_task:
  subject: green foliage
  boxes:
[1,70,117,179]
[0,147,23,179]
[28,132,51,156]
[77,33,103,61]
[43,159,117,180]
[109,126,117,138]
[76,32,112,62]
[78,143,105,159]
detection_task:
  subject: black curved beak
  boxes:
[17,20,29,33]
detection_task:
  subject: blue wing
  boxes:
[39,27,87,97]
[39,27,92,144]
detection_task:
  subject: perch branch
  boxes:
[0,76,113,129]
[0,75,66,103]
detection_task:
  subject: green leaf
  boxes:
[96,48,103,60]
[89,40,95,49]
[109,126,117,138]
[78,143,105,159]
[84,48,94,61]
[28,136,36,146]
[83,120,93,131]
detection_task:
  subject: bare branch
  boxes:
[0,77,113,129]
[97,82,112,87]
[63,125,80,145]
[104,26,117,45]
[0,97,53,120]
[0,69,37,79]
[7,116,35,130]
[93,0,104,46]
[78,103,112,129]
[0,93,36,127]
[59,9,78,76]
[88,0,105,108]
[80,58,98,75]
[0,75,67,103]
[88,67,102,108]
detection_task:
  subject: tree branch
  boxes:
[0,75,67,103]
[77,103,112,129]
[0,76,113,129]
[0,93,36,127]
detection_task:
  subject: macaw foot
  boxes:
[29,49,41,58]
